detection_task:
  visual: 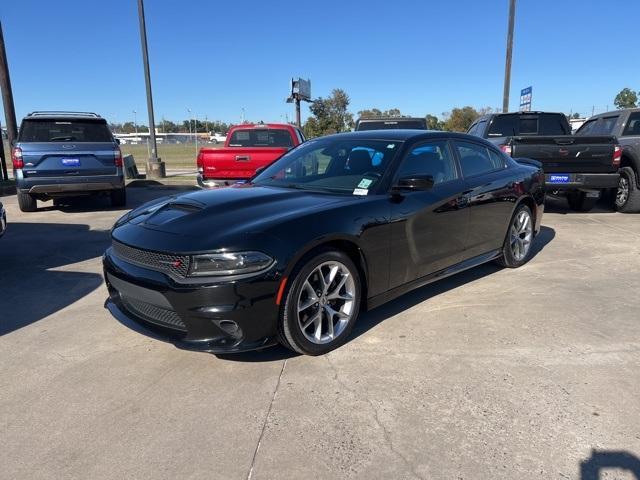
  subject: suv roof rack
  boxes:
[26,111,102,118]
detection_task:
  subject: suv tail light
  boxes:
[612,144,622,168]
[114,147,123,167]
[11,147,23,169]
[500,144,512,156]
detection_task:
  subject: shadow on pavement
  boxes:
[0,222,108,336]
[580,449,640,479]
[545,193,616,215]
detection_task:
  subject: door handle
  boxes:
[235,155,251,162]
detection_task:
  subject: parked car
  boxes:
[355,117,427,131]
[575,108,640,212]
[467,111,620,212]
[12,111,126,212]
[209,132,227,144]
[0,201,6,237]
[104,130,544,355]
[197,123,305,188]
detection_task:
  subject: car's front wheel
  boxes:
[496,204,534,268]
[279,250,361,355]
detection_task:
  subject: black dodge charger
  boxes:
[104,130,544,355]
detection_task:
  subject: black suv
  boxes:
[12,111,126,212]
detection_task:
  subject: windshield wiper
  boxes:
[50,136,76,142]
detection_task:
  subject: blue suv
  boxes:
[12,111,126,212]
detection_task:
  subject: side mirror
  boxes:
[393,174,434,191]
[254,166,266,176]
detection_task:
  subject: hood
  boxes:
[112,185,358,252]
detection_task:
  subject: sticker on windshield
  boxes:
[357,178,373,189]
[353,188,369,196]
[387,143,396,149]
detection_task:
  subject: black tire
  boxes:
[278,249,361,355]
[567,191,597,212]
[495,204,534,269]
[17,192,37,212]
[615,167,640,213]
[110,187,127,207]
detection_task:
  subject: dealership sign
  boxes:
[520,86,532,112]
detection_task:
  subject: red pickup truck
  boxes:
[197,123,305,187]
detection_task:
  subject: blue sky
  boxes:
[1,0,638,126]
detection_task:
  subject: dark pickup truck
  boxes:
[468,111,621,211]
[355,117,427,131]
[575,108,640,212]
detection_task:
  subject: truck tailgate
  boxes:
[510,135,617,173]
[198,147,287,179]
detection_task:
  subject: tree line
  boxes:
[110,120,231,135]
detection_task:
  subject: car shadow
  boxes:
[580,449,640,479]
[218,226,555,362]
[0,222,108,336]
[545,193,616,214]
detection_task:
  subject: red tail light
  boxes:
[612,144,622,168]
[196,152,203,174]
[114,147,123,167]
[500,144,512,156]
[11,147,23,169]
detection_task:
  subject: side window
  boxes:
[467,122,478,135]
[575,119,598,136]
[475,120,487,137]
[454,141,503,177]
[622,112,640,136]
[396,141,458,185]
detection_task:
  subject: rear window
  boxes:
[18,119,113,142]
[228,128,293,147]
[487,114,569,137]
[575,115,619,136]
[357,119,426,131]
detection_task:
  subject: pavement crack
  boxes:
[325,355,424,480]
[246,358,287,480]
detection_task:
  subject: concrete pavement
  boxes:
[0,190,639,479]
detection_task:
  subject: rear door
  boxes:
[452,140,516,258]
[18,118,118,178]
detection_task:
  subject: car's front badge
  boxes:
[357,178,373,189]
[353,188,368,196]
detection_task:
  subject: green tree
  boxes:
[357,108,403,118]
[443,106,480,132]
[614,88,638,109]
[425,114,443,130]
[304,88,354,138]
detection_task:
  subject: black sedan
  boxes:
[103,130,544,355]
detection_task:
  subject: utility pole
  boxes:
[502,0,516,113]
[0,20,18,181]
[133,110,138,138]
[137,0,165,178]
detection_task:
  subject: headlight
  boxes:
[189,251,274,277]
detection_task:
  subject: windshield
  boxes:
[228,128,293,147]
[252,138,402,194]
[18,119,113,142]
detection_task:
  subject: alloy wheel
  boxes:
[297,261,356,344]
[510,209,533,261]
[616,176,629,207]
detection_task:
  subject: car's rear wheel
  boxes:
[495,204,534,268]
[615,167,640,213]
[110,187,127,207]
[17,192,37,212]
[279,250,361,355]
[567,191,597,212]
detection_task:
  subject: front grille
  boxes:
[112,240,190,278]
[121,295,187,332]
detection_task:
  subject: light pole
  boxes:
[502,0,516,112]
[137,0,165,177]
[133,110,138,140]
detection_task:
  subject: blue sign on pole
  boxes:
[520,86,532,112]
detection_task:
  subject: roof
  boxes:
[320,129,480,142]
[588,107,640,119]
[24,111,104,121]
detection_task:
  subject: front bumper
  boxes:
[103,248,281,353]
[16,171,125,196]
[545,172,619,191]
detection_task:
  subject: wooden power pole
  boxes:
[0,21,18,180]
[502,0,516,113]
